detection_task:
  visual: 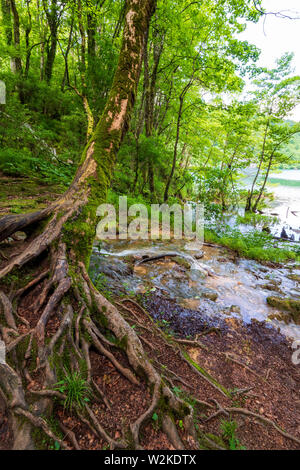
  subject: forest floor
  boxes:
[0,173,299,450]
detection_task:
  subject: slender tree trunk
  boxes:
[164,81,192,202]
[1,0,12,47]
[252,152,274,212]
[246,119,270,212]
[24,0,32,79]
[10,0,22,74]
[60,17,74,91]
[143,25,164,198]
[43,0,59,84]
[76,0,94,140]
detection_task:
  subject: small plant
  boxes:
[172,386,182,397]
[94,273,112,299]
[151,412,160,430]
[220,419,246,450]
[54,371,91,411]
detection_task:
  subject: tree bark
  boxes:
[1,0,12,48]
[164,80,193,202]
[43,0,60,83]
[143,25,164,198]
[10,0,22,74]
[246,118,270,212]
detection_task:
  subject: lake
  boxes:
[242,168,300,239]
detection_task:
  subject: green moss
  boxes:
[182,350,231,397]
[31,415,63,450]
[198,432,227,450]
[287,274,300,282]
[173,256,191,270]
[267,296,300,324]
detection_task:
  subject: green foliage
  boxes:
[54,371,91,411]
[0,147,73,186]
[205,226,299,263]
[220,419,246,450]
[236,212,279,228]
[93,273,112,300]
[0,0,298,269]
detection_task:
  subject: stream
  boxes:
[90,238,300,341]
[90,169,300,343]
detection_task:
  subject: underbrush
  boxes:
[205,227,300,263]
[0,147,74,188]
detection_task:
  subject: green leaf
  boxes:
[54,441,60,451]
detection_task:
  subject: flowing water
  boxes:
[90,238,300,341]
[90,169,300,342]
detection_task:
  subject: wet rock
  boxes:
[230,305,241,314]
[194,251,204,259]
[136,284,147,294]
[266,296,300,324]
[173,256,191,269]
[287,274,300,283]
[92,259,132,280]
[260,283,283,294]
[202,291,218,301]
[268,312,292,325]
[280,227,288,239]
[258,266,268,273]
[133,265,148,276]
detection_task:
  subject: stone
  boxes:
[267,296,300,324]
[230,305,241,314]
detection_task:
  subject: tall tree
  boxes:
[10,0,22,74]
[43,0,61,83]
[0,0,197,450]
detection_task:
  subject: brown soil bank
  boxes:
[2,287,298,450]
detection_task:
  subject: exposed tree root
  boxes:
[0,213,196,450]
[1,206,299,450]
[59,421,81,450]
[14,407,70,450]
[205,400,300,446]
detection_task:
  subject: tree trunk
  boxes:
[164,80,192,202]
[252,152,274,212]
[1,0,12,47]
[43,0,59,84]
[246,119,270,212]
[143,25,164,199]
[24,0,32,79]
[10,0,22,74]
[0,0,195,451]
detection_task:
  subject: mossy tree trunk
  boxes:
[0,0,195,451]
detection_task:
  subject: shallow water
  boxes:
[90,238,300,341]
